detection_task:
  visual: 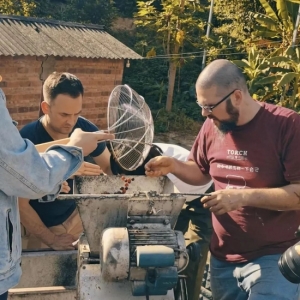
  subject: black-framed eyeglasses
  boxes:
[196,89,238,114]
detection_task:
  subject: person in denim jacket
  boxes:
[0,88,113,299]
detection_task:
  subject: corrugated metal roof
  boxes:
[0,15,142,59]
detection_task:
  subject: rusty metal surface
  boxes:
[74,175,167,194]
[78,263,175,300]
[66,194,129,256]
[58,192,186,255]
[101,228,130,281]
[0,15,142,59]
[70,176,181,255]
[127,195,185,226]
[17,251,77,288]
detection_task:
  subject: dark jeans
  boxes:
[174,184,214,300]
[210,254,300,300]
[0,292,8,300]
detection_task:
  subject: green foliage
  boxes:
[232,47,283,97]
[3,0,300,130]
[211,0,262,59]
[61,0,117,27]
[233,46,300,110]
[0,0,36,16]
[153,108,202,133]
[250,0,300,45]
[274,46,300,110]
[0,0,117,28]
[135,0,205,54]
[114,0,137,18]
[134,0,206,111]
[217,0,300,113]
[121,51,205,132]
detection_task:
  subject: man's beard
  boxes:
[208,100,239,134]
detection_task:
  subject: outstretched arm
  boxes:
[145,156,211,186]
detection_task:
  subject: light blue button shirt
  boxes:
[0,89,83,294]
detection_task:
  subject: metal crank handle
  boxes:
[175,193,211,197]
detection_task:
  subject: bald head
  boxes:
[196,59,247,94]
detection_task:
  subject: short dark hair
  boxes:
[109,143,163,175]
[43,72,84,103]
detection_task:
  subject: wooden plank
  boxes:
[8,286,76,300]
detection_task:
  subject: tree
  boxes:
[0,0,36,16]
[61,0,117,28]
[134,0,206,111]
[207,0,263,61]
[232,47,291,99]
[0,0,117,28]
[114,0,137,17]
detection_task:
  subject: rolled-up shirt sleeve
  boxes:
[0,91,83,199]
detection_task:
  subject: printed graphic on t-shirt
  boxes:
[226,149,248,161]
[225,175,246,189]
[217,148,260,180]
[215,148,261,189]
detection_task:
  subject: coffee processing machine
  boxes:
[10,176,194,300]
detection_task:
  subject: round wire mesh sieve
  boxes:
[107,85,154,171]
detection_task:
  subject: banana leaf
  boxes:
[261,91,279,101]
[232,60,250,68]
[277,0,293,31]
[277,72,298,86]
[251,13,279,30]
[258,75,283,84]
[253,30,280,38]
[269,66,293,73]
[270,47,286,57]
[267,56,292,63]
[285,46,300,61]
[286,0,300,3]
[276,0,289,29]
[249,49,260,69]
[257,61,272,70]
[253,23,280,32]
[286,1,300,24]
[258,0,279,21]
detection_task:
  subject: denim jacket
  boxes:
[0,89,83,294]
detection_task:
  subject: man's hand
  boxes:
[68,129,114,156]
[48,233,76,251]
[73,161,103,176]
[201,189,245,215]
[60,181,70,193]
[145,156,175,177]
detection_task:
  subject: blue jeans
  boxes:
[0,292,8,300]
[210,254,300,300]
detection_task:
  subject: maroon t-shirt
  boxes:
[188,103,300,262]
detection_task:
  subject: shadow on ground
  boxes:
[154,131,198,150]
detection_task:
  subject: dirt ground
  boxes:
[154,130,198,150]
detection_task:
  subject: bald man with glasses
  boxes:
[145,59,300,300]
